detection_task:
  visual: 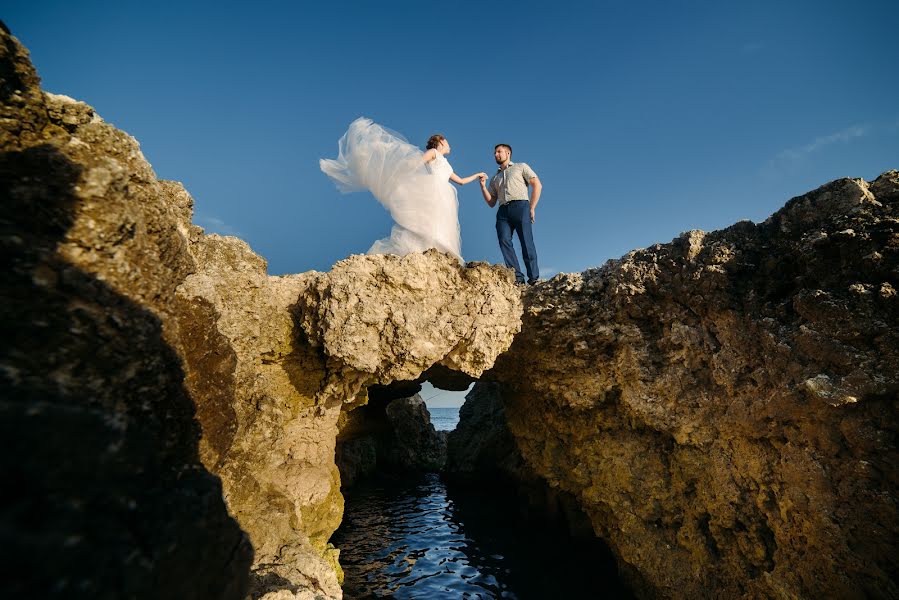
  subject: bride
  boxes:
[320,117,485,261]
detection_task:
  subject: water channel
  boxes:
[333,471,633,599]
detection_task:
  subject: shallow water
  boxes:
[332,472,632,599]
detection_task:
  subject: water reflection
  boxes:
[332,473,632,599]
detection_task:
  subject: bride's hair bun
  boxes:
[426,134,446,150]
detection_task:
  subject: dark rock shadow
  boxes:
[335,391,446,489]
[444,381,636,598]
[0,144,252,598]
[444,477,636,600]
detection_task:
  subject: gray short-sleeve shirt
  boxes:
[489,162,537,206]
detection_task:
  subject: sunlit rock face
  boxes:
[490,171,899,599]
[296,250,523,397]
[0,25,525,600]
[158,247,523,599]
[174,232,346,600]
[174,240,522,600]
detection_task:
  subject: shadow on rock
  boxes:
[0,144,252,599]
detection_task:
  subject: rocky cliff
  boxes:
[487,172,899,598]
[1,25,252,599]
[4,21,897,600]
[1,25,521,599]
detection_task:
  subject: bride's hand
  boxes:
[476,172,487,183]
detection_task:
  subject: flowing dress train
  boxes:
[320,117,462,261]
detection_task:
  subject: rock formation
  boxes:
[382,395,446,471]
[173,236,520,599]
[5,20,897,600]
[336,393,447,487]
[445,382,526,481]
[486,172,899,598]
[1,24,522,600]
[0,25,252,599]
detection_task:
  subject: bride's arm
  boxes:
[422,149,438,162]
[450,172,488,185]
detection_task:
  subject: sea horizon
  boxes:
[428,406,460,432]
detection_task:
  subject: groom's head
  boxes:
[494,144,512,164]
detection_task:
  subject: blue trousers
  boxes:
[496,200,539,284]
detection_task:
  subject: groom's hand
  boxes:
[530,208,536,223]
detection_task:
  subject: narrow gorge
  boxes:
[2,25,896,599]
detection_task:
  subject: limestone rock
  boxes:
[1,23,342,600]
[334,436,379,488]
[335,394,448,487]
[1,23,525,598]
[175,233,344,599]
[15,16,895,600]
[490,172,899,599]
[0,26,251,599]
[296,251,523,402]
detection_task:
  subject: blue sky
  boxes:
[7,1,897,406]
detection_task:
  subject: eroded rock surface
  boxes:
[490,172,899,598]
[0,26,251,599]
[383,394,447,471]
[297,250,522,402]
[174,233,345,600]
[445,382,526,481]
[8,19,896,600]
[1,25,524,600]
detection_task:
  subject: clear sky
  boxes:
[7,0,898,277]
[6,1,898,405]
[419,382,473,409]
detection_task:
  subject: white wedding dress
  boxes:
[320,117,462,261]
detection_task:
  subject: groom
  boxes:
[479,144,542,285]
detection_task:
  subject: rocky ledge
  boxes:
[484,171,899,598]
